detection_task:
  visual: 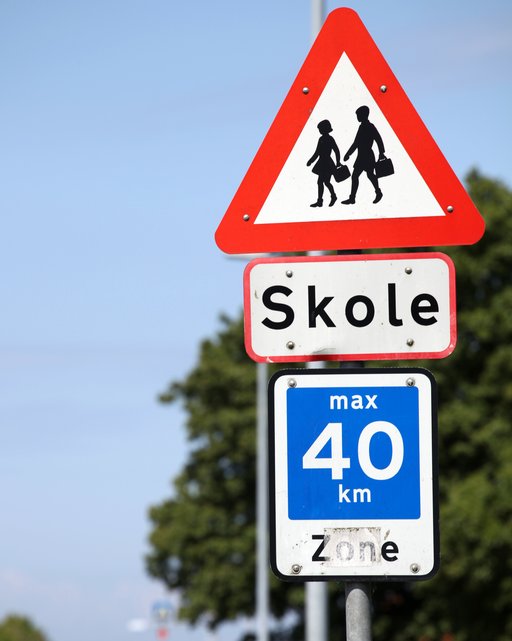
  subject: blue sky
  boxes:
[0,1,510,640]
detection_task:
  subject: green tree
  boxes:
[0,615,49,641]
[147,171,512,640]
[380,170,512,641]
[146,315,260,626]
[146,315,302,634]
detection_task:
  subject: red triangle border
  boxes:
[215,8,485,254]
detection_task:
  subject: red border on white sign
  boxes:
[215,8,484,254]
[243,252,457,362]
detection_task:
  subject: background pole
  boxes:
[305,357,329,641]
[256,361,269,641]
[311,0,324,41]
[305,3,328,639]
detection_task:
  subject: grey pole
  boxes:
[345,583,372,641]
[305,3,328,640]
[228,254,269,641]
[338,324,372,639]
[305,345,329,641]
[256,361,269,641]
[311,0,324,41]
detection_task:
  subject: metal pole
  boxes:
[305,3,328,639]
[256,361,269,641]
[345,583,372,641]
[229,255,269,641]
[336,258,372,641]
[304,358,328,641]
[309,4,374,641]
[311,0,324,42]
[305,353,328,641]
[306,581,328,641]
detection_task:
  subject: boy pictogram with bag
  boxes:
[342,105,394,205]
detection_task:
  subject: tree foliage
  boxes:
[0,615,49,641]
[146,316,301,630]
[383,169,512,641]
[147,171,512,640]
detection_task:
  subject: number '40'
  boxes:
[302,421,404,481]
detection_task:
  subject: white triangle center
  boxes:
[255,53,445,224]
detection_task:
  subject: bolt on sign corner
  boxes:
[244,253,456,362]
[269,368,439,581]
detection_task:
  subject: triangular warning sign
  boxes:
[215,8,485,254]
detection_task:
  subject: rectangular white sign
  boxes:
[269,368,439,581]
[243,253,456,362]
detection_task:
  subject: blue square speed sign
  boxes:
[287,385,420,520]
[269,368,439,581]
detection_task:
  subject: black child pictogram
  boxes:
[342,105,385,205]
[306,119,341,207]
